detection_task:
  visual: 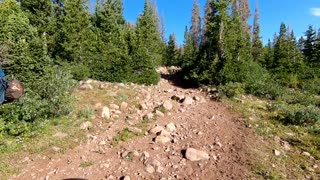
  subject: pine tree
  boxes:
[302,25,316,64]
[165,33,178,66]
[136,0,164,66]
[92,0,131,82]
[0,0,51,87]
[58,0,96,63]
[252,0,263,62]
[191,0,201,48]
[273,22,287,69]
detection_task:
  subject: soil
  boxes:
[10,68,258,180]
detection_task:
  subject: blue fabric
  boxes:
[0,78,8,104]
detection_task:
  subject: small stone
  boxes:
[120,102,129,112]
[102,106,111,119]
[158,130,171,136]
[185,148,209,161]
[193,96,200,101]
[109,104,119,110]
[165,123,176,132]
[79,84,93,90]
[162,100,173,111]
[144,113,154,120]
[100,163,110,169]
[155,136,171,144]
[273,149,281,156]
[53,132,68,138]
[149,126,164,134]
[52,146,61,152]
[183,96,193,105]
[302,151,311,157]
[127,127,142,134]
[132,150,140,157]
[139,103,148,110]
[80,121,93,130]
[171,95,184,102]
[99,140,107,146]
[155,110,165,117]
[313,164,318,169]
[122,176,131,180]
[145,164,155,173]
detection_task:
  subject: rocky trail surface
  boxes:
[11,68,257,180]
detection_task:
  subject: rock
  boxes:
[145,164,155,173]
[53,132,68,138]
[155,110,165,117]
[149,126,164,134]
[141,89,151,100]
[157,130,170,136]
[155,136,171,144]
[171,95,185,102]
[165,123,176,132]
[109,104,119,110]
[80,121,93,130]
[139,103,148,110]
[193,96,200,101]
[146,158,163,173]
[127,127,142,134]
[122,176,131,180]
[140,151,150,162]
[302,151,311,157]
[120,102,129,112]
[102,106,111,119]
[99,140,107,146]
[79,84,93,90]
[185,148,209,161]
[273,149,281,156]
[144,113,154,120]
[131,150,140,157]
[52,146,61,152]
[162,100,173,111]
[94,103,103,110]
[183,96,194,105]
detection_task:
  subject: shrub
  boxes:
[272,103,320,125]
[218,82,245,98]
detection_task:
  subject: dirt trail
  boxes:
[11,69,257,180]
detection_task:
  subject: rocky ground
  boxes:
[11,68,257,180]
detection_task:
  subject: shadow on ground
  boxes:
[160,71,198,89]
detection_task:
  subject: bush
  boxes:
[0,67,75,136]
[218,82,245,98]
[272,103,320,125]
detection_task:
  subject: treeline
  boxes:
[0,0,165,138]
[164,0,320,126]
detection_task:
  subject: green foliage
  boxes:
[218,82,245,98]
[273,103,320,125]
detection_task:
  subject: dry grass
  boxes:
[224,95,320,179]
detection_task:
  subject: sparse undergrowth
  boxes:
[222,95,320,179]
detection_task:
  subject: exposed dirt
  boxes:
[10,68,258,180]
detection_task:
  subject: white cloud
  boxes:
[310,8,320,17]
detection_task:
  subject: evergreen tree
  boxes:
[92,0,131,82]
[191,0,201,48]
[136,0,164,66]
[252,0,263,62]
[264,39,274,69]
[58,0,96,64]
[0,0,51,87]
[165,33,178,66]
[302,25,316,64]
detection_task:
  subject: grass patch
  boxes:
[79,161,94,168]
[222,95,320,179]
[111,128,138,146]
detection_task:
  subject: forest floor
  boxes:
[3,67,319,180]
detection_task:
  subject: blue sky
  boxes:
[92,0,320,45]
